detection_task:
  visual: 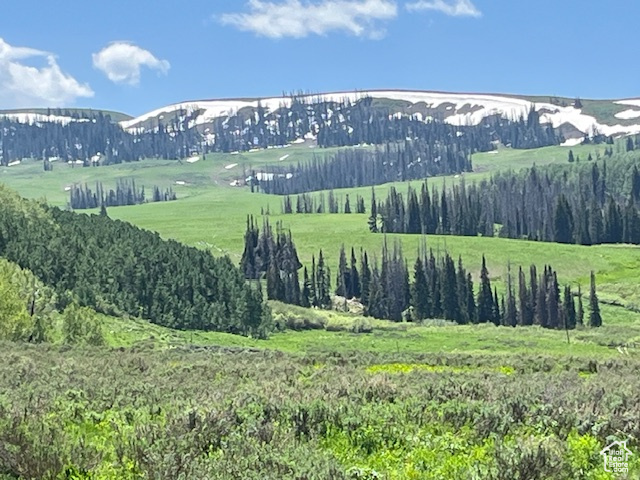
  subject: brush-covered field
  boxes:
[1,339,638,479]
[1,141,640,478]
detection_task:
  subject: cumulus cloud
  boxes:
[92,42,170,86]
[0,37,93,108]
[220,0,398,39]
[406,0,481,17]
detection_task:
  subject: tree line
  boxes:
[368,156,640,245]
[211,95,564,153]
[69,179,176,210]
[240,219,602,328]
[255,140,473,195]
[0,186,270,337]
[0,112,201,166]
[280,192,366,214]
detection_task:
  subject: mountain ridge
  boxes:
[118,89,640,139]
[3,90,640,141]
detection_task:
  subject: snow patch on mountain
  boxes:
[615,99,640,108]
[0,112,87,125]
[615,109,640,120]
[120,90,640,139]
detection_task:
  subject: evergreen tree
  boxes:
[335,245,349,297]
[368,188,378,233]
[477,256,494,323]
[517,267,532,325]
[316,250,331,308]
[546,271,560,329]
[504,264,517,327]
[440,254,459,322]
[360,250,372,306]
[301,267,311,308]
[553,195,574,244]
[577,285,584,326]
[411,256,430,320]
[349,247,361,299]
[563,285,576,329]
[589,271,602,327]
[492,288,501,326]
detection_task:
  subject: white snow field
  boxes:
[615,109,640,120]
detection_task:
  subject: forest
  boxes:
[240,217,602,329]
[69,178,176,210]
[369,155,640,245]
[0,186,270,337]
[1,95,569,168]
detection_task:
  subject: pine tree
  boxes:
[349,247,361,299]
[563,285,576,329]
[576,285,584,326]
[456,257,470,324]
[546,271,560,329]
[465,273,476,325]
[476,256,493,323]
[631,166,640,204]
[440,254,459,322]
[368,188,378,233]
[335,245,349,298]
[360,250,371,306]
[553,195,574,244]
[310,256,318,307]
[301,267,311,307]
[492,288,501,326]
[344,194,351,214]
[589,271,602,327]
[316,250,331,308]
[411,256,430,320]
[517,267,532,325]
[504,263,517,327]
[534,268,548,327]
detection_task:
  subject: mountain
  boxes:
[119,90,640,141]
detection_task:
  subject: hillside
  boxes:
[120,90,640,140]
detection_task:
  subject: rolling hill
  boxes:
[120,90,640,141]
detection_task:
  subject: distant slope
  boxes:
[0,107,132,124]
[120,90,640,139]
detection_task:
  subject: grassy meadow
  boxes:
[2,140,640,478]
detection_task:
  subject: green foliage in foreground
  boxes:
[0,344,638,479]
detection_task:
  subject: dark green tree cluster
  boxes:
[256,140,473,195]
[0,186,270,337]
[69,179,176,210]
[280,192,366,214]
[0,111,201,165]
[300,251,333,309]
[240,216,303,305]
[260,225,602,329]
[371,159,640,245]
[489,108,560,149]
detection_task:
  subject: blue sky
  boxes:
[0,0,638,116]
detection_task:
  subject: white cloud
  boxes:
[0,37,93,108]
[92,42,170,86]
[220,0,398,39]
[406,0,481,17]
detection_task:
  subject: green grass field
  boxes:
[3,140,640,479]
[2,141,639,311]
